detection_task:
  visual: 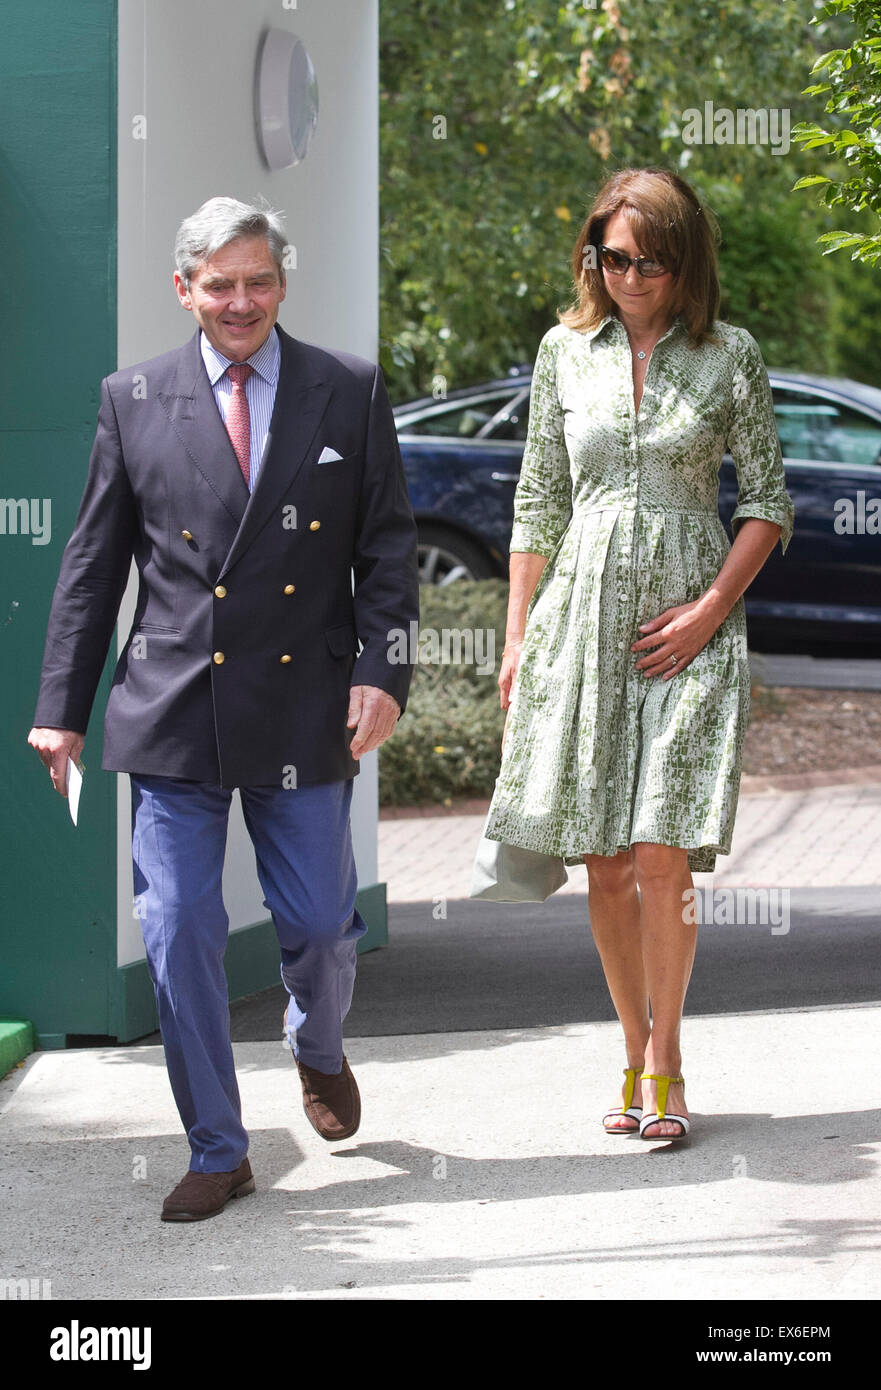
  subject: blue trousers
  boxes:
[131,775,366,1172]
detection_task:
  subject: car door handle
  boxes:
[491,471,520,482]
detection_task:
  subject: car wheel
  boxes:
[417,525,495,586]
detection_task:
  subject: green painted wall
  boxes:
[0,2,119,1044]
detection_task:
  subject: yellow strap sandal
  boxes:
[602,1066,644,1134]
[638,1073,689,1140]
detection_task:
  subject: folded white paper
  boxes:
[67,757,83,826]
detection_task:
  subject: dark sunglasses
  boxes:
[599,245,669,279]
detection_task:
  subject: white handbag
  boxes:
[469,831,569,902]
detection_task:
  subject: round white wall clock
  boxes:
[256,29,319,170]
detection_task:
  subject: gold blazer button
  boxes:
[181,529,194,541]
[213,651,225,665]
[283,584,295,595]
[309,520,321,531]
[214,585,227,598]
[280,654,292,664]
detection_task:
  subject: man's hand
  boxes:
[27,727,85,797]
[347,686,401,759]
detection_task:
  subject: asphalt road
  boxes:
[224,886,881,1042]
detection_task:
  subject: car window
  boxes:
[400,391,520,438]
[483,390,531,441]
[773,388,881,468]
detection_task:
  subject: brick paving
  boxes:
[379,775,881,902]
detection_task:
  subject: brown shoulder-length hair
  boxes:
[559,167,721,347]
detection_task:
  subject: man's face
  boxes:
[174,235,286,361]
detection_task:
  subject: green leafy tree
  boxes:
[380,0,881,397]
[792,0,881,266]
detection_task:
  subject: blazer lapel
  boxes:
[157,331,250,525]
[219,328,332,577]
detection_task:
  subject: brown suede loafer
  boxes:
[297,1055,361,1141]
[161,1157,255,1222]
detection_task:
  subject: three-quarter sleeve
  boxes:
[727,328,794,554]
[509,329,573,557]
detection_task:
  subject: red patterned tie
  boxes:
[225,363,253,486]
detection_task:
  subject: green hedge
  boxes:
[379,580,508,806]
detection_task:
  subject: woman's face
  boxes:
[599,208,677,322]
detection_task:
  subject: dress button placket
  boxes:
[624,351,641,677]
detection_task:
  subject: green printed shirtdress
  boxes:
[477,313,794,890]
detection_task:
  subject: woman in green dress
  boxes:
[473,167,793,1141]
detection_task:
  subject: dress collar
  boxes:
[585,312,684,349]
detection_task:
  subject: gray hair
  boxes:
[174,196,287,285]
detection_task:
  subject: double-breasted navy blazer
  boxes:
[34,326,419,788]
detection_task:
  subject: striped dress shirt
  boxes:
[201,327,281,492]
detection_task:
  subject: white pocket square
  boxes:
[316,445,344,464]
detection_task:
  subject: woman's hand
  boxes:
[500,552,547,716]
[630,595,727,679]
[498,639,524,756]
[498,638,523,710]
[632,519,783,678]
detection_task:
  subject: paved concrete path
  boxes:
[4,764,879,1306]
[2,1007,879,1301]
[749,651,881,691]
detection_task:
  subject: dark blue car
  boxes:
[394,367,881,646]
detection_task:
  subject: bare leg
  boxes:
[584,848,649,1130]
[632,842,696,1138]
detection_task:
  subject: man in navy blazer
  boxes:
[29,197,419,1221]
